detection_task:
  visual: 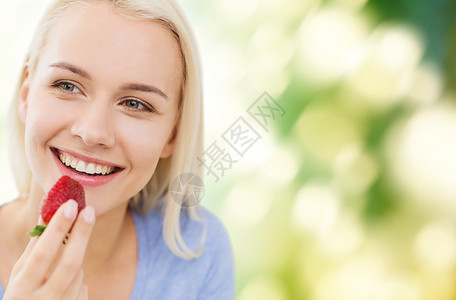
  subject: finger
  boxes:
[21,200,79,285]
[45,206,95,294]
[13,213,44,273]
[77,284,89,300]
[16,209,43,266]
[10,236,39,276]
[61,269,84,300]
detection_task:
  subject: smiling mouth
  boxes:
[52,148,121,176]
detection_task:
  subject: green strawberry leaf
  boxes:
[28,225,47,237]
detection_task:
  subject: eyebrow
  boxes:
[120,83,168,100]
[49,62,168,100]
[49,62,91,79]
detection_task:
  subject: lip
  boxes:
[51,148,124,187]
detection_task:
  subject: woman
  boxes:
[0,0,234,299]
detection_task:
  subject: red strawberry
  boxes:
[29,175,86,237]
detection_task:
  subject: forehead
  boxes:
[36,2,183,90]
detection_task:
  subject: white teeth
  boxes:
[57,151,115,175]
[76,161,86,172]
[70,159,78,168]
[86,163,96,174]
[95,164,103,174]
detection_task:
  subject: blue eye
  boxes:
[51,81,82,94]
[121,99,156,113]
[125,99,141,109]
[60,82,80,93]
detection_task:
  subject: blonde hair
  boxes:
[8,0,205,259]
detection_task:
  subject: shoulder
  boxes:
[131,206,235,300]
[181,207,235,299]
[135,205,232,255]
[193,207,233,257]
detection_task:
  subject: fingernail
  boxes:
[64,200,78,219]
[82,206,95,224]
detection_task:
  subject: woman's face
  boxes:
[20,3,182,214]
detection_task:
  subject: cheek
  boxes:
[117,117,174,169]
[24,92,54,140]
[24,98,66,148]
[112,124,168,200]
[121,125,164,164]
[22,96,67,189]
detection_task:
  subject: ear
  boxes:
[18,67,31,124]
[160,127,177,158]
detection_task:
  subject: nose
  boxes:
[70,101,115,148]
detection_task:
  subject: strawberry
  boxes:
[29,175,86,237]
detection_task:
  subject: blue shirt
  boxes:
[0,207,235,299]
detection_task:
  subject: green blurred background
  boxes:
[2,0,456,299]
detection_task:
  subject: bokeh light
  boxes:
[298,5,369,85]
[414,221,456,271]
[345,24,423,108]
[388,103,456,215]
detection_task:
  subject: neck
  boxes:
[19,179,134,277]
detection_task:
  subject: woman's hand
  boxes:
[4,200,95,300]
